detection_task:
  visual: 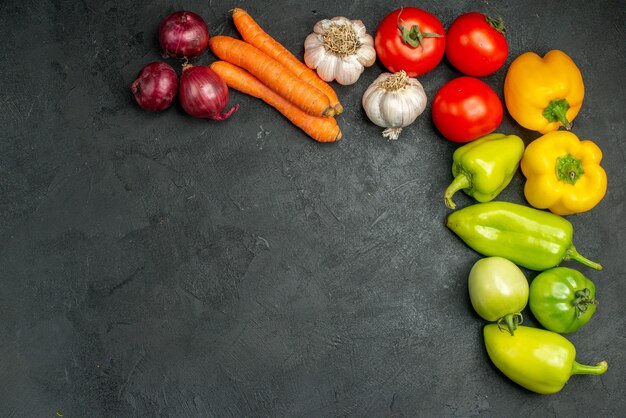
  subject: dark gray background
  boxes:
[1,0,624,416]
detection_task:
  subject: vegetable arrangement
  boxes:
[131,11,238,120]
[210,61,341,143]
[128,5,612,396]
[232,8,343,114]
[209,35,336,118]
[437,25,608,393]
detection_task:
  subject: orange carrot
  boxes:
[210,60,341,143]
[231,7,343,114]
[209,36,334,118]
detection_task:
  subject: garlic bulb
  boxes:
[362,71,428,140]
[304,16,376,85]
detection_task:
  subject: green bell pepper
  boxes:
[530,267,598,333]
[484,324,607,394]
[446,201,602,271]
[444,133,525,209]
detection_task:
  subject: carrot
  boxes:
[209,36,334,118]
[210,60,341,143]
[231,8,343,114]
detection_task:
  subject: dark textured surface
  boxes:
[1,0,625,416]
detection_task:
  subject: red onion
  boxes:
[159,11,209,59]
[179,64,238,120]
[130,61,178,112]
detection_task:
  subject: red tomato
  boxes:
[374,7,446,77]
[445,12,508,76]
[432,77,503,142]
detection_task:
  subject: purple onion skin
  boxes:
[131,62,178,112]
[159,11,209,59]
[179,65,238,120]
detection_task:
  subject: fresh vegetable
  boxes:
[374,7,446,77]
[209,36,334,117]
[130,62,178,112]
[179,64,238,120]
[530,267,598,334]
[159,11,209,59]
[210,61,341,143]
[361,71,427,140]
[231,8,343,114]
[504,50,584,133]
[444,133,524,209]
[432,77,503,142]
[484,324,607,394]
[521,131,607,215]
[468,257,529,335]
[304,16,376,85]
[446,201,602,271]
[445,12,508,77]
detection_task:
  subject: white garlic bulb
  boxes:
[362,71,428,140]
[304,16,376,86]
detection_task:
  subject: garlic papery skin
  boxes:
[304,16,376,85]
[362,71,428,140]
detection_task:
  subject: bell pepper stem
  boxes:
[444,174,472,210]
[543,99,572,130]
[571,360,608,376]
[565,245,603,270]
[556,154,584,185]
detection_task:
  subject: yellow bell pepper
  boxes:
[504,50,584,133]
[520,131,607,215]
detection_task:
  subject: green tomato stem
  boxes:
[497,312,523,336]
[397,20,443,49]
[485,16,506,35]
[572,288,598,319]
[571,360,608,376]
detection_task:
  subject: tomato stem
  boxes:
[397,19,443,49]
[497,312,523,336]
[572,288,598,319]
[485,15,506,35]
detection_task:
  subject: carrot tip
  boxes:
[323,107,336,117]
